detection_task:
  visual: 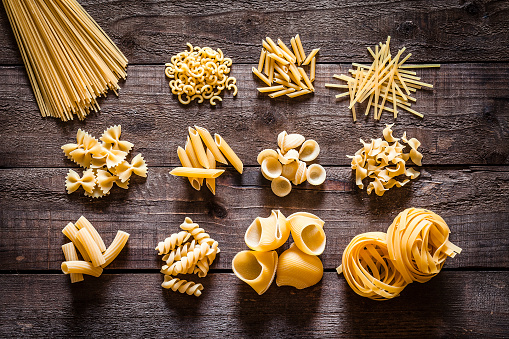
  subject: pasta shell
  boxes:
[277,131,287,150]
[257,149,278,165]
[282,133,305,153]
[276,243,323,289]
[271,176,292,197]
[281,161,298,181]
[298,139,320,162]
[292,160,307,185]
[261,157,282,179]
[245,210,290,251]
[288,212,326,255]
[306,164,326,185]
[277,148,299,165]
[232,250,278,295]
[287,212,325,229]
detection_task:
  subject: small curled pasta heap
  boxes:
[165,43,237,106]
[156,217,220,296]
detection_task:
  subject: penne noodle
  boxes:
[310,57,316,82]
[76,228,106,267]
[294,34,306,64]
[75,216,106,252]
[277,39,297,61]
[177,146,201,190]
[257,85,285,93]
[302,48,319,66]
[188,127,210,169]
[61,261,103,277]
[268,58,275,84]
[101,230,130,268]
[194,125,228,165]
[290,37,302,65]
[62,242,84,283]
[264,52,271,75]
[62,222,91,262]
[269,88,295,98]
[185,137,204,186]
[214,133,243,174]
[268,53,289,65]
[266,37,282,57]
[298,67,314,91]
[262,39,274,53]
[274,78,301,90]
[258,49,266,72]
[273,64,291,82]
[170,167,225,178]
[205,149,216,195]
[286,89,311,98]
[252,67,271,87]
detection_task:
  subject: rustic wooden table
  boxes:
[1,1,508,337]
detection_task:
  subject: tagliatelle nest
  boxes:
[165,43,237,105]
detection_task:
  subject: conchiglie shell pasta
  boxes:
[232,250,278,295]
[288,213,326,255]
[306,164,326,185]
[276,243,323,289]
[271,176,292,197]
[281,161,299,181]
[298,139,320,162]
[257,149,278,165]
[277,131,287,150]
[292,161,307,185]
[261,157,282,179]
[245,210,290,251]
[282,133,305,153]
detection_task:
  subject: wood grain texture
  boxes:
[0,272,507,337]
[1,0,509,64]
[0,64,508,168]
[1,166,507,271]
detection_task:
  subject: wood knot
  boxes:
[261,111,276,125]
[397,21,417,35]
[462,1,481,15]
[207,201,228,219]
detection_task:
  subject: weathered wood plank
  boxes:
[1,166,507,270]
[0,272,507,337]
[1,0,509,64]
[0,64,508,168]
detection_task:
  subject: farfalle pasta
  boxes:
[156,218,220,296]
[165,43,237,106]
[347,124,422,196]
[233,210,325,294]
[62,126,147,198]
[337,208,461,300]
[258,131,326,197]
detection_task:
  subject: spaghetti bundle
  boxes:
[3,0,128,121]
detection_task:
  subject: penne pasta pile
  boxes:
[165,43,237,106]
[253,35,319,98]
[170,126,243,195]
[348,124,422,196]
[61,216,129,283]
[156,218,220,297]
[326,36,440,121]
[62,126,147,198]
[258,131,326,197]
[233,210,326,295]
[337,208,462,300]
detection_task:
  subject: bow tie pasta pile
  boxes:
[165,43,237,106]
[347,124,422,196]
[258,131,326,197]
[232,210,326,295]
[62,125,147,198]
[61,216,129,283]
[155,218,220,297]
[337,208,462,300]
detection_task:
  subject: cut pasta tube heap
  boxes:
[170,126,243,195]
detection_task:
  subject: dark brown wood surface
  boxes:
[0,0,508,338]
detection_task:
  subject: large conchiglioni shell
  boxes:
[232,250,278,295]
[292,161,307,185]
[245,210,290,251]
[282,133,305,153]
[306,164,326,185]
[261,157,282,179]
[288,213,326,255]
[271,176,292,197]
[276,243,323,289]
[257,149,278,165]
[298,139,320,162]
[287,212,325,229]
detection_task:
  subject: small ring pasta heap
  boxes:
[337,208,462,300]
[232,210,325,295]
[347,124,421,196]
[156,217,220,297]
[253,35,319,98]
[61,216,130,283]
[62,126,147,198]
[170,125,243,195]
[165,43,237,106]
[258,131,325,197]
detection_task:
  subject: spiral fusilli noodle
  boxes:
[161,243,210,276]
[155,231,191,255]
[161,275,204,297]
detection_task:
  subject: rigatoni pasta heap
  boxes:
[61,216,130,283]
[3,0,128,121]
[326,36,439,121]
[253,35,319,98]
[347,124,422,196]
[62,125,147,198]
[258,131,325,197]
[232,210,325,295]
[165,43,237,106]
[337,208,462,300]
[156,217,220,297]
[170,126,243,195]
